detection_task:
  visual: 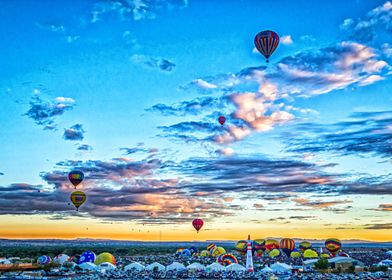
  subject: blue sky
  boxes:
[0,0,391,240]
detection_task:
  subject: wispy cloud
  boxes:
[24,96,75,130]
[280,35,293,45]
[131,54,176,72]
[77,144,93,151]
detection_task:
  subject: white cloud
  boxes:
[280,35,293,45]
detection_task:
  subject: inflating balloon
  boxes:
[68,170,84,188]
[200,250,210,257]
[94,252,116,265]
[217,253,238,266]
[53,254,69,265]
[207,243,216,254]
[70,190,86,211]
[303,249,318,259]
[235,240,248,255]
[290,249,301,258]
[192,218,204,233]
[325,238,341,255]
[299,241,312,253]
[189,246,198,255]
[212,246,226,257]
[37,255,51,265]
[265,239,279,252]
[79,251,96,264]
[268,248,281,258]
[218,116,226,125]
[280,238,295,257]
[254,30,280,62]
[253,239,265,256]
[180,249,192,258]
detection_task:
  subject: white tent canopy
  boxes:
[206,262,226,272]
[226,263,245,272]
[78,262,97,271]
[270,262,292,274]
[187,262,205,271]
[146,262,165,272]
[261,266,274,274]
[98,262,116,271]
[166,262,186,271]
[124,262,145,272]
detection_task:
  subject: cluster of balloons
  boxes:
[235,238,343,259]
[68,171,86,211]
[37,251,116,266]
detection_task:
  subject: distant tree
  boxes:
[314,258,328,269]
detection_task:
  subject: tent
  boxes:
[166,262,186,271]
[270,262,292,274]
[187,262,205,271]
[78,262,97,271]
[98,262,116,271]
[206,262,226,272]
[260,266,274,274]
[226,263,245,272]
[146,262,165,272]
[124,262,145,272]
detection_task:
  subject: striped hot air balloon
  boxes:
[325,238,341,255]
[280,238,295,257]
[254,30,280,62]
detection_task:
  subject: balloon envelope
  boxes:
[200,250,210,257]
[290,250,301,258]
[265,239,279,252]
[235,240,247,255]
[217,253,238,266]
[303,249,318,259]
[325,238,341,254]
[94,252,116,265]
[70,190,86,210]
[212,246,226,257]
[68,170,84,187]
[299,241,312,253]
[192,218,204,233]
[79,251,96,264]
[254,30,280,62]
[253,239,265,256]
[218,116,226,125]
[37,255,51,265]
[207,243,216,254]
[280,238,295,257]
[268,249,281,258]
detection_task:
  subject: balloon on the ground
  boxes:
[290,249,301,258]
[235,240,248,255]
[268,248,281,258]
[53,254,69,265]
[303,249,318,259]
[280,238,295,257]
[320,253,330,259]
[207,243,216,254]
[192,218,204,233]
[212,246,226,257]
[175,248,185,257]
[200,250,210,257]
[79,251,96,264]
[253,239,265,256]
[189,246,198,255]
[94,252,116,265]
[218,116,226,125]
[180,249,191,258]
[217,253,238,266]
[37,255,51,265]
[254,30,280,62]
[299,241,312,253]
[68,170,84,187]
[70,190,86,211]
[325,238,341,254]
[265,239,279,252]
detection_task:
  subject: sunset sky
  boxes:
[0,0,391,241]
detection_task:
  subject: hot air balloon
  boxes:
[200,250,210,257]
[280,238,295,257]
[320,253,330,259]
[235,240,248,255]
[79,251,96,264]
[180,249,192,258]
[268,248,281,258]
[37,255,51,265]
[218,116,226,125]
[253,239,265,256]
[53,254,70,265]
[212,246,226,257]
[325,238,341,255]
[290,249,301,258]
[264,239,280,252]
[175,248,185,257]
[192,218,204,233]
[217,253,238,266]
[94,252,116,265]
[303,249,318,259]
[68,170,84,188]
[254,30,280,63]
[70,190,86,211]
[207,243,216,254]
[299,241,312,253]
[189,246,198,255]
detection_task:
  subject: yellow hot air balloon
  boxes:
[94,252,116,265]
[70,191,86,211]
[290,250,301,258]
[235,240,247,255]
[268,248,281,258]
[212,246,226,257]
[303,249,318,259]
[200,250,210,257]
[265,239,279,252]
[320,253,330,259]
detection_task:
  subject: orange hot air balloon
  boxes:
[192,218,204,233]
[264,239,279,252]
[280,238,295,257]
